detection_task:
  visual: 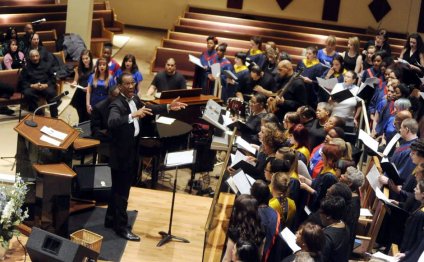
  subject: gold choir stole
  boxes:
[267,68,304,113]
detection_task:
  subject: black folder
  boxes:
[232,160,260,179]
[331,89,354,103]
[227,120,255,134]
[381,161,403,185]
[357,84,374,100]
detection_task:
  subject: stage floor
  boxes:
[4,187,213,262]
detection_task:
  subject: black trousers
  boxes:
[22,86,58,117]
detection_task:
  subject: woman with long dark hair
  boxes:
[116,54,143,94]
[223,194,265,262]
[71,49,94,123]
[3,39,25,70]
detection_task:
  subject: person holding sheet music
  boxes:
[222,194,265,262]
[281,223,325,262]
[246,36,266,68]
[71,50,93,123]
[321,55,346,83]
[297,46,326,107]
[241,93,267,145]
[398,33,424,74]
[399,180,424,254]
[250,180,281,262]
[269,172,296,230]
[146,58,187,96]
[235,65,276,102]
[192,36,218,93]
[379,119,419,188]
[211,43,234,102]
[330,70,362,127]
[319,196,350,262]
[227,52,249,93]
[299,144,340,212]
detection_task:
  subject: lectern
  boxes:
[32,163,76,237]
[14,115,80,236]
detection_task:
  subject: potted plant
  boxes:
[0,174,29,259]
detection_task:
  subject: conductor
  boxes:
[105,72,187,241]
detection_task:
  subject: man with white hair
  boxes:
[20,49,58,117]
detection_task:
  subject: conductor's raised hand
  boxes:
[132,106,153,119]
[169,97,187,111]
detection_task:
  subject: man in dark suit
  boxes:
[105,72,186,241]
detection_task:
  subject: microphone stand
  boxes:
[24,101,57,127]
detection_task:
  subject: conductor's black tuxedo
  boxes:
[106,94,167,232]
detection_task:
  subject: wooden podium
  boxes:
[32,163,76,237]
[14,115,90,237]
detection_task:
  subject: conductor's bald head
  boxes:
[277,60,293,77]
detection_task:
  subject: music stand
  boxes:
[157,149,196,247]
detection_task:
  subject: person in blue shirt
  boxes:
[317,35,338,66]
[297,46,326,107]
[115,54,143,94]
[86,57,116,114]
[193,36,218,94]
[321,54,346,83]
[211,43,234,102]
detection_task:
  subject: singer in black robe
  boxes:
[20,49,58,117]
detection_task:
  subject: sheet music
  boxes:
[360,208,373,217]
[202,99,227,132]
[188,54,204,68]
[304,206,311,215]
[211,63,221,78]
[280,228,302,253]
[366,164,381,191]
[382,133,401,156]
[156,116,175,125]
[420,91,424,99]
[224,70,238,80]
[40,134,61,147]
[358,130,379,154]
[236,136,257,155]
[70,84,87,90]
[222,114,234,127]
[165,150,194,167]
[232,170,254,195]
[231,150,252,167]
[226,176,239,194]
[375,187,391,203]
[359,77,379,91]
[40,126,67,141]
[316,77,338,94]
[372,252,397,262]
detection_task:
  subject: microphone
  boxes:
[24,102,58,127]
[32,18,46,24]
[51,91,69,103]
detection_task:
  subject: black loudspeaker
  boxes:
[368,0,391,22]
[73,164,112,202]
[26,227,98,262]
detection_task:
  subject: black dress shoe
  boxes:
[116,228,140,242]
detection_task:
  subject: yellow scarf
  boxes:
[320,166,336,176]
[234,65,248,73]
[302,58,320,68]
[249,49,263,56]
[334,68,347,78]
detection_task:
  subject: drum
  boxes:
[226,97,248,118]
